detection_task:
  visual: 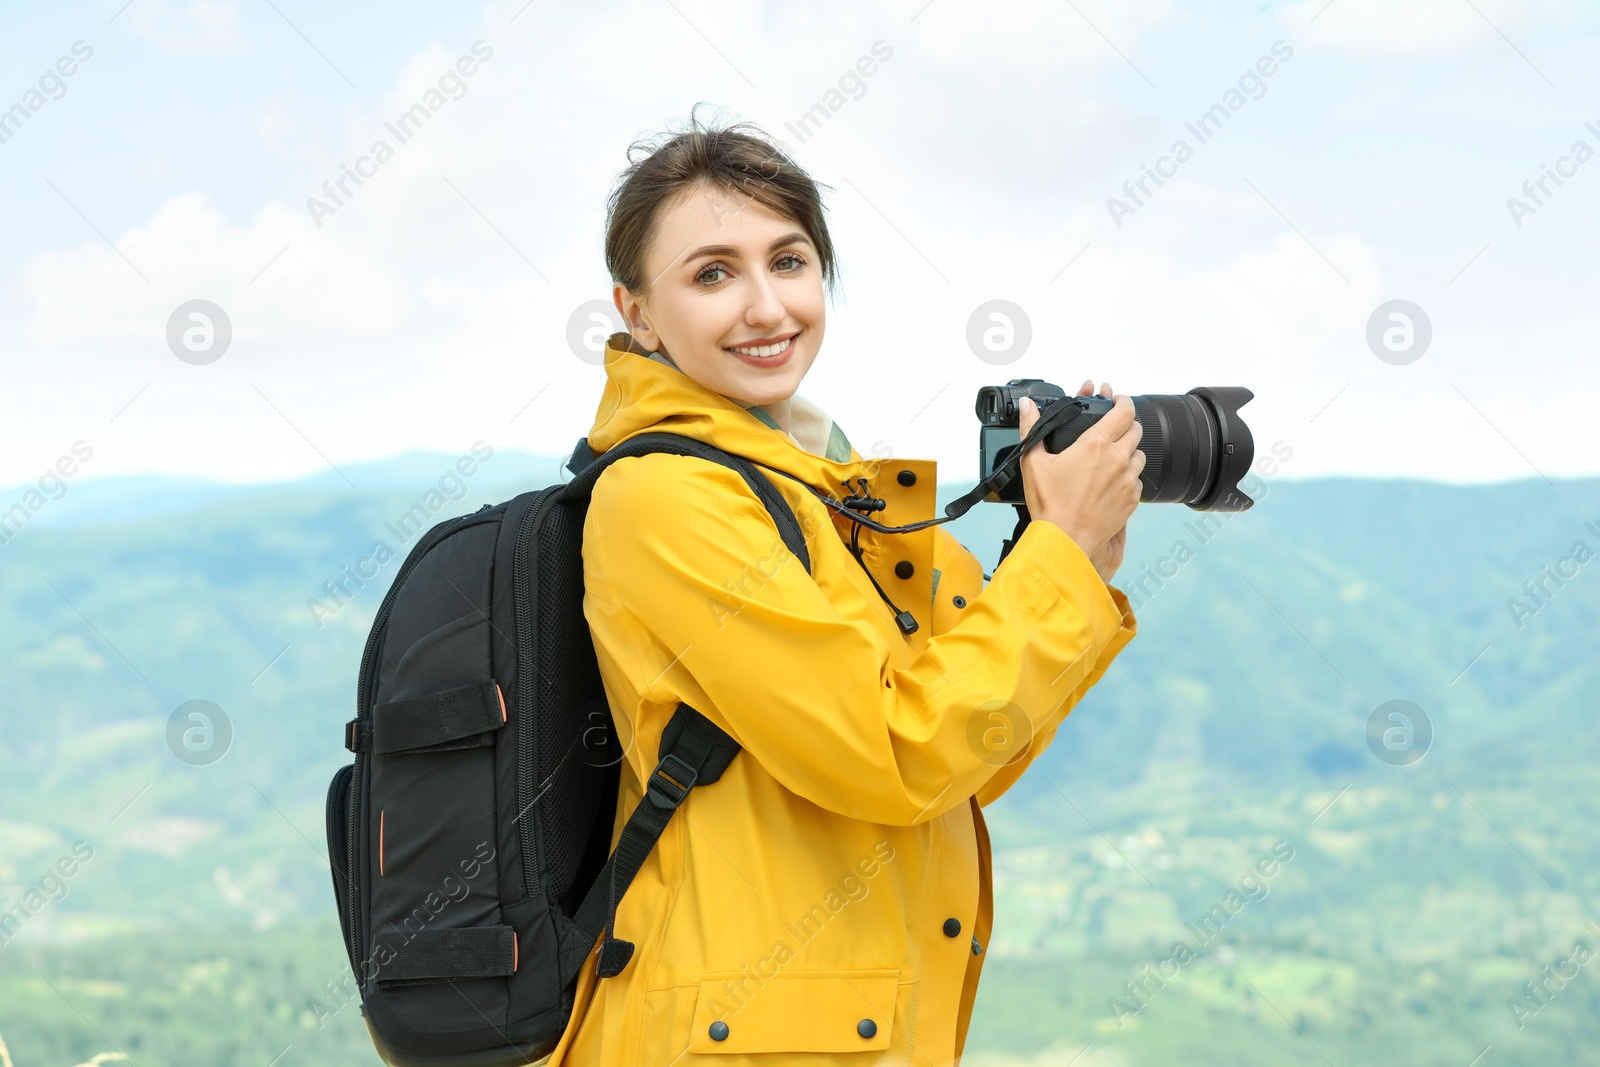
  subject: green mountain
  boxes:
[1,453,1596,1065]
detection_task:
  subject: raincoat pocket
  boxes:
[687,968,899,1054]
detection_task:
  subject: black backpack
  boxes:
[323,432,813,1065]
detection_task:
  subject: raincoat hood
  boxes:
[587,330,861,487]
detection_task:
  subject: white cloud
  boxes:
[130,0,242,55]
[213,860,292,930]
[901,0,1174,70]
[120,817,222,861]
[1281,0,1590,58]
[5,0,1596,488]
[806,184,1385,485]
[20,192,411,348]
[257,97,298,154]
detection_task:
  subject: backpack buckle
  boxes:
[345,719,368,753]
[645,753,698,809]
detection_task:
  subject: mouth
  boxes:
[724,330,799,366]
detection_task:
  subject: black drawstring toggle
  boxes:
[834,477,918,636]
[839,477,885,513]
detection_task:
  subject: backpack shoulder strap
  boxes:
[562,432,814,978]
[564,432,812,574]
[571,703,741,977]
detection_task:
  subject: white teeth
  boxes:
[729,338,791,358]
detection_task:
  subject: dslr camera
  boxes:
[974,380,1257,512]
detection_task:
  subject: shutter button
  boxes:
[709,1020,729,1041]
[943,917,961,937]
[858,1018,878,1038]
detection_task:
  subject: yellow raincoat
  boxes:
[545,333,1138,1065]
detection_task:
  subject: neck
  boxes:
[758,396,795,438]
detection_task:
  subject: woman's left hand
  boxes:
[1077,378,1129,586]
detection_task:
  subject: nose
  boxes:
[744,268,785,329]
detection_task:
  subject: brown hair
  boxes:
[604,104,840,302]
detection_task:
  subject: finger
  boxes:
[1101,381,1111,397]
[1018,394,1037,436]
[1114,414,1145,460]
[1079,379,1093,396]
[1104,398,1144,457]
[1099,393,1136,437]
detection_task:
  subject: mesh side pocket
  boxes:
[535,499,620,907]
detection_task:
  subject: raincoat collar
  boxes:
[588,331,862,491]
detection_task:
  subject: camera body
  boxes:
[975,379,1257,512]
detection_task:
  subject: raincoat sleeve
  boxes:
[926,523,1137,808]
[583,454,1139,826]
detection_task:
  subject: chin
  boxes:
[739,384,798,407]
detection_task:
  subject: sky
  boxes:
[2,0,1598,496]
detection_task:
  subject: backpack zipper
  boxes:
[513,486,564,897]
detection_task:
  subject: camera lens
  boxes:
[1131,387,1255,511]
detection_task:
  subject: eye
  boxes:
[696,252,805,287]
[696,263,730,286]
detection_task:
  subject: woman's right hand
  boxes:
[1016,384,1145,581]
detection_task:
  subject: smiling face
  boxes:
[613,181,825,407]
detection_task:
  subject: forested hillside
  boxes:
[1,453,1595,1065]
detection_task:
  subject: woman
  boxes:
[547,114,1144,1065]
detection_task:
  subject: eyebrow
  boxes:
[682,231,810,264]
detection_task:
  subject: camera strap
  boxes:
[741,395,1085,597]
[941,396,1086,520]
[745,394,1084,539]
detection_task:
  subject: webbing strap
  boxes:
[373,681,506,754]
[374,924,517,984]
[571,705,739,978]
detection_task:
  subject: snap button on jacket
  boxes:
[544,333,1138,1065]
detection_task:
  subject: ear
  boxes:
[613,283,659,351]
